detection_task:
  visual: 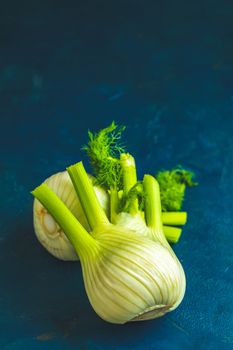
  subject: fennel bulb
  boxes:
[33,171,109,260]
[32,162,186,324]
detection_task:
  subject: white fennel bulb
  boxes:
[33,171,109,260]
[32,162,186,324]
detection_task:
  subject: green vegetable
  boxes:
[32,162,185,324]
[82,121,125,190]
[156,167,198,211]
[82,121,125,225]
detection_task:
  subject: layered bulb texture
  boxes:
[32,162,186,324]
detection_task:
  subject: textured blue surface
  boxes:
[1,1,233,349]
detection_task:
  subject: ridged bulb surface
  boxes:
[82,227,186,324]
[33,171,109,260]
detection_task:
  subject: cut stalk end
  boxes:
[161,212,187,226]
[163,225,182,244]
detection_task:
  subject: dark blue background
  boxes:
[1,1,233,349]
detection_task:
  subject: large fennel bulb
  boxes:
[32,162,186,324]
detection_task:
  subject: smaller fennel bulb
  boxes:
[33,171,109,260]
[32,162,186,324]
